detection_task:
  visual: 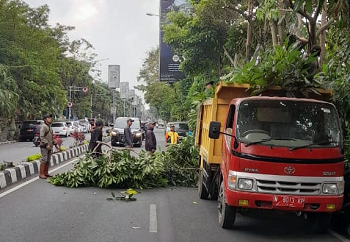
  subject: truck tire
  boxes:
[310,213,331,234]
[218,181,236,229]
[198,169,209,199]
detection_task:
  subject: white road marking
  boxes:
[149,204,158,233]
[0,158,79,199]
[329,229,350,242]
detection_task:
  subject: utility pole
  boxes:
[112,89,116,122]
[123,98,126,117]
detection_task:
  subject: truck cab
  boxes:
[196,83,345,232]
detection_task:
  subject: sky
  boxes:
[25,0,160,102]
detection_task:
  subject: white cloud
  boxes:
[74,2,98,21]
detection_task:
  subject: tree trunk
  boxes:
[270,20,278,47]
[319,2,327,68]
[277,0,285,45]
[245,0,253,62]
[295,14,302,37]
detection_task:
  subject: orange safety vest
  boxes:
[165,131,179,144]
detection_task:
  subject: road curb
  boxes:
[0,144,88,190]
[0,140,17,146]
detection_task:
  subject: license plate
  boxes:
[273,196,305,208]
[27,129,34,132]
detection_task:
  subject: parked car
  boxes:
[72,121,83,132]
[78,119,91,133]
[66,121,78,133]
[111,117,143,147]
[164,121,190,141]
[19,120,43,142]
[51,122,70,137]
[140,121,148,140]
[157,120,165,128]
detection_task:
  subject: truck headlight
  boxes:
[322,183,338,194]
[238,178,254,190]
[228,170,237,190]
[111,131,117,136]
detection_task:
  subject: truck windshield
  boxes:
[236,99,341,149]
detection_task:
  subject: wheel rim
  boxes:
[218,182,224,222]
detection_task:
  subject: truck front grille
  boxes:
[256,179,321,195]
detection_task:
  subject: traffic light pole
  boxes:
[68,85,88,120]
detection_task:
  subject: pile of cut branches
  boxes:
[49,137,199,188]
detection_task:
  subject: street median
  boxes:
[0,144,88,190]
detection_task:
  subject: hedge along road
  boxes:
[0,133,91,165]
[0,128,349,242]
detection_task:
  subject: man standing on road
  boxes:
[124,118,134,149]
[165,124,179,144]
[145,122,157,154]
[39,114,56,179]
[88,120,103,158]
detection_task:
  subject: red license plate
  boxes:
[273,196,305,208]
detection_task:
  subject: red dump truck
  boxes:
[195,83,345,232]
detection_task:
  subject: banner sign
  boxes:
[159,0,190,82]
[108,65,120,89]
[119,82,129,99]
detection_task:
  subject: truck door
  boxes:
[223,104,236,173]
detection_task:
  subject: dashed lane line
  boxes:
[149,204,158,233]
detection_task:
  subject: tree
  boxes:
[0,64,18,118]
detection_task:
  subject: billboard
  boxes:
[129,89,136,104]
[160,0,190,82]
[108,65,120,89]
[119,82,129,99]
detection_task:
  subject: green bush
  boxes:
[26,154,42,162]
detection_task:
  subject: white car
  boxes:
[66,121,78,133]
[78,119,91,133]
[74,121,84,132]
[51,122,70,137]
[66,121,83,133]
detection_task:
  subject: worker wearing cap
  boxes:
[145,121,157,153]
[124,118,134,148]
[39,114,56,179]
[88,120,104,158]
[165,124,179,144]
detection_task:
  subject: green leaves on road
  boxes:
[49,137,199,189]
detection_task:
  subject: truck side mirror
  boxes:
[209,121,221,139]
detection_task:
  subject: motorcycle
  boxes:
[33,133,40,147]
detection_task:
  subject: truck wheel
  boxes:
[198,169,209,199]
[310,213,331,234]
[218,181,236,229]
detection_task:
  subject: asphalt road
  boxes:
[0,127,167,164]
[0,133,91,165]
[0,128,349,242]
